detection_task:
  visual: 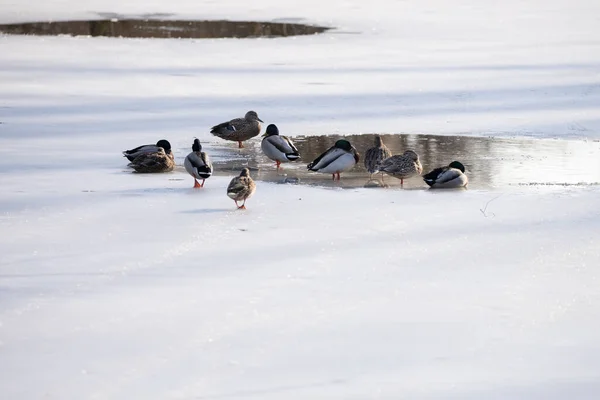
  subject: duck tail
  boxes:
[211,122,236,134]
[285,153,300,162]
[423,177,435,187]
[196,165,212,179]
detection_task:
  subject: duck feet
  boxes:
[238,141,244,148]
[336,172,341,180]
[193,179,202,188]
[276,160,281,169]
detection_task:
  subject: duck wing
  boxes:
[131,151,174,173]
[227,176,255,200]
[434,168,463,185]
[186,151,213,178]
[123,144,160,161]
[265,135,300,160]
[423,167,446,187]
[210,120,239,135]
[307,146,347,171]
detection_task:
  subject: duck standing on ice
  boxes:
[184,139,213,188]
[261,124,300,169]
[210,111,263,148]
[364,135,392,181]
[227,168,256,209]
[307,139,360,180]
[379,150,423,185]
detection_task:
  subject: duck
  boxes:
[307,139,360,180]
[379,150,423,185]
[184,138,213,188]
[364,135,392,180]
[261,124,300,169]
[123,139,173,163]
[130,148,175,173]
[423,161,468,188]
[227,168,256,209]
[211,111,263,148]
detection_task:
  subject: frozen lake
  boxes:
[1,0,600,399]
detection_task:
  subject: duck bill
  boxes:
[261,132,268,137]
[353,149,360,163]
[258,118,264,123]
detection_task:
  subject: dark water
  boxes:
[205,133,600,190]
[0,19,330,39]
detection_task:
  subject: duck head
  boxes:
[156,139,172,152]
[240,167,251,177]
[448,161,465,172]
[373,135,384,147]
[262,124,279,137]
[335,139,360,163]
[245,110,263,123]
[192,138,202,152]
[403,150,419,161]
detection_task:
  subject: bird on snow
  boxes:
[260,124,300,169]
[129,147,175,173]
[227,168,256,209]
[184,138,213,188]
[307,139,360,180]
[379,150,423,185]
[364,135,392,181]
[122,139,173,163]
[423,161,468,189]
[210,111,263,148]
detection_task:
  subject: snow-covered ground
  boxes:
[1,1,600,399]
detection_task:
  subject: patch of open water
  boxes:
[203,133,600,190]
[0,18,330,39]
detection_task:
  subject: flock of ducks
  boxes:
[122,110,469,209]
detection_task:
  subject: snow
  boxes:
[1,0,600,398]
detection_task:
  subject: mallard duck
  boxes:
[307,139,360,180]
[379,150,423,185]
[123,139,173,162]
[184,138,213,188]
[130,148,175,173]
[211,111,263,148]
[261,124,300,169]
[364,135,392,180]
[227,168,256,209]
[423,161,468,188]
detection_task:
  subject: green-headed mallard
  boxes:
[261,124,300,169]
[423,161,468,188]
[227,168,256,209]
[379,150,423,185]
[130,148,175,173]
[210,111,263,148]
[123,139,173,163]
[184,138,213,188]
[307,139,360,180]
[364,135,392,180]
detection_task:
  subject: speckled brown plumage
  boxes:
[211,111,263,148]
[364,135,392,178]
[379,150,423,184]
[130,148,175,173]
[227,168,256,209]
